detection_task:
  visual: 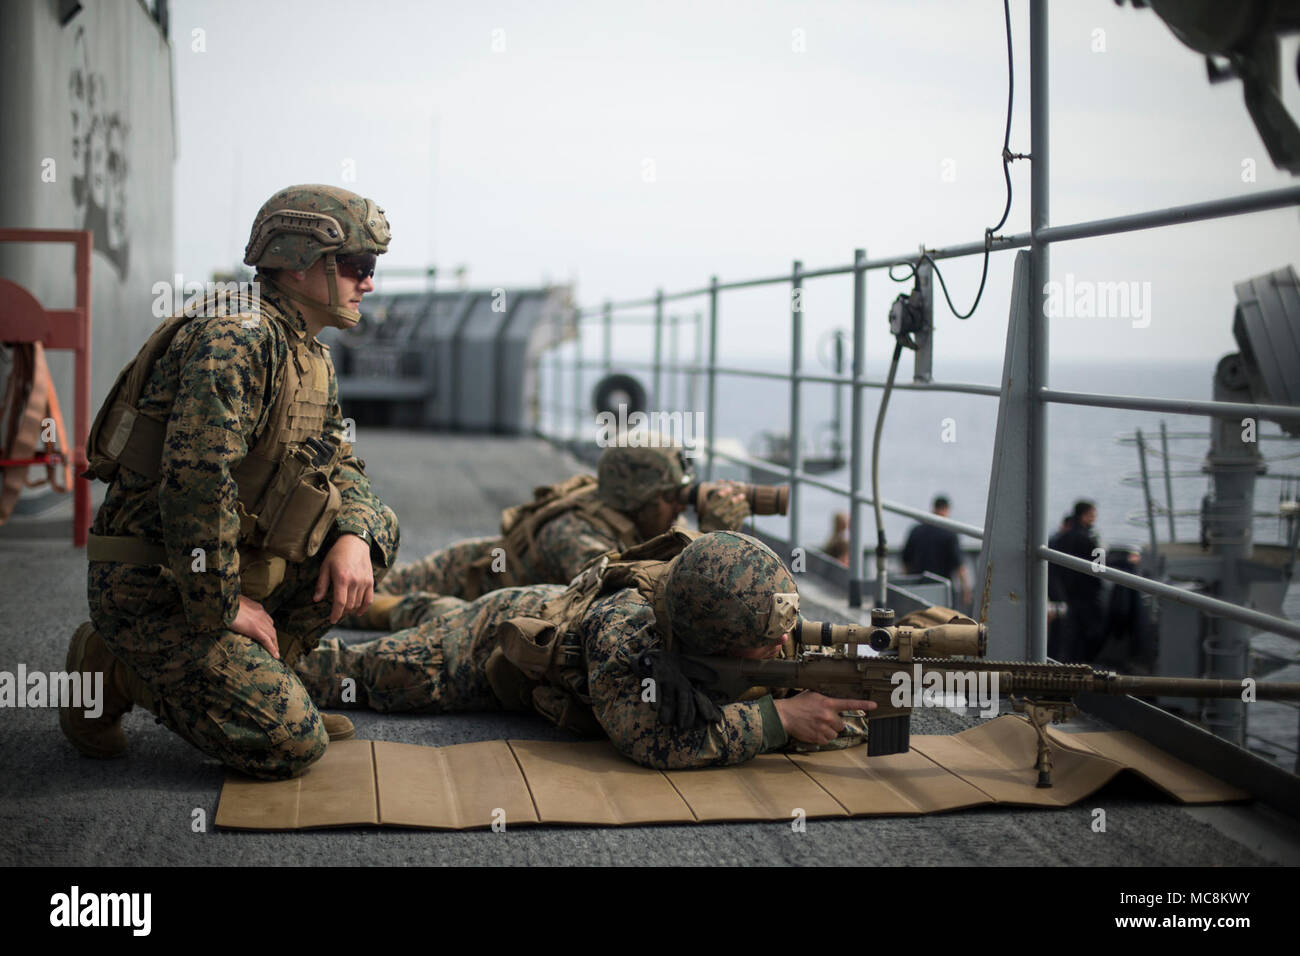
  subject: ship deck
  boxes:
[2,431,1298,866]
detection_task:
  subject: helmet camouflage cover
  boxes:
[596,444,692,512]
[244,184,391,271]
[666,530,799,655]
[243,184,391,328]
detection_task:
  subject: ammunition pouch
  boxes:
[487,616,603,737]
[530,685,603,737]
[84,440,343,585]
[238,548,288,601]
[484,647,537,712]
[497,617,563,680]
[480,531,702,739]
[250,445,342,563]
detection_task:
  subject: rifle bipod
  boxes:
[1009,697,1078,788]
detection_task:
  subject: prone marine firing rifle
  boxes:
[688,609,1300,788]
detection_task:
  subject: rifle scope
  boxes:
[794,618,987,658]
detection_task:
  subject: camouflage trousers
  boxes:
[296,585,559,714]
[88,544,387,780]
[376,536,500,599]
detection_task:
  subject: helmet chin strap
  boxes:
[320,253,363,328]
[260,254,362,329]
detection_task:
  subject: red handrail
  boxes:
[0,228,93,546]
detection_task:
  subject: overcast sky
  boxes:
[171,0,1300,369]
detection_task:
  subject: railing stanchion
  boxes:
[602,300,612,374]
[669,315,680,411]
[706,280,719,481]
[848,249,867,607]
[653,289,664,411]
[690,311,703,416]
[1136,428,1160,561]
[1160,420,1176,541]
[788,260,804,562]
[1028,0,1050,662]
[572,317,583,447]
[552,348,562,439]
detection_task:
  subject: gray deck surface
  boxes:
[3,430,1299,866]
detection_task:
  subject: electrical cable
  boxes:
[871,339,906,606]
[869,0,1016,607]
[890,0,1016,321]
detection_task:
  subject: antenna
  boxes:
[427,112,440,272]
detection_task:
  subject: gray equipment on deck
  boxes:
[323,286,575,433]
[978,263,1300,752]
[1144,267,1300,746]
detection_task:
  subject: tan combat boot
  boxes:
[274,633,355,743]
[347,592,403,631]
[322,713,355,741]
[59,622,143,758]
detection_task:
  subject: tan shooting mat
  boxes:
[214,714,1248,830]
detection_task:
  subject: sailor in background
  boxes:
[821,511,850,567]
[1047,511,1077,659]
[1100,545,1152,671]
[1051,499,1106,663]
[902,495,971,610]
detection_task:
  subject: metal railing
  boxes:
[529,2,1300,799]
[1117,423,1300,548]
[537,0,1300,660]
[529,5,1300,789]
[540,200,1300,638]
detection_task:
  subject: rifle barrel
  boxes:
[699,656,1300,702]
[1101,674,1300,699]
[974,668,1300,700]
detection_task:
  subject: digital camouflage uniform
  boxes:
[378,508,625,599]
[377,445,748,603]
[76,185,398,780]
[298,532,793,770]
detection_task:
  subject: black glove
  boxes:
[632,649,724,730]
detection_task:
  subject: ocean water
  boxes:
[543,355,1299,559]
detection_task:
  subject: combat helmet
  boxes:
[596,444,693,512]
[666,531,799,654]
[243,184,391,328]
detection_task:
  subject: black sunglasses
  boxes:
[335,253,377,281]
